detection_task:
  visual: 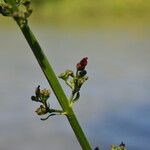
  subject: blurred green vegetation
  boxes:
[0,0,150,27]
[30,0,150,25]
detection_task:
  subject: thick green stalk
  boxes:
[4,0,92,149]
[20,23,92,150]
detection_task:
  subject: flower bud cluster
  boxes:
[0,0,32,28]
[111,142,126,150]
[31,85,50,103]
[31,86,64,120]
[31,86,50,116]
[35,105,47,116]
[0,2,12,16]
[59,57,88,105]
[14,0,32,27]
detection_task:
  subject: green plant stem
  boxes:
[3,0,92,149]
[20,23,92,150]
[5,0,92,150]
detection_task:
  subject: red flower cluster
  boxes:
[76,57,88,70]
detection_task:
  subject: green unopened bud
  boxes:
[40,89,50,99]
[77,76,88,87]
[66,70,74,77]
[35,105,47,115]
[111,145,117,150]
[59,70,74,80]
[58,72,66,80]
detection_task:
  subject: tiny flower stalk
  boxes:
[0,0,92,150]
[59,57,88,107]
[31,86,66,120]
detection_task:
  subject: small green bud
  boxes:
[35,105,47,115]
[66,70,74,77]
[58,72,66,80]
[111,143,126,150]
[40,89,50,99]
[59,70,74,80]
[111,145,117,150]
[77,77,88,87]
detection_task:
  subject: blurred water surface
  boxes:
[0,25,150,150]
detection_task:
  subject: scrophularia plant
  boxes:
[31,57,88,121]
[0,0,127,150]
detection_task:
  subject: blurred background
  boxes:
[0,0,150,150]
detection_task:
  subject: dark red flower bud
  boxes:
[76,57,88,70]
[80,57,88,66]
